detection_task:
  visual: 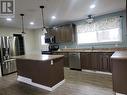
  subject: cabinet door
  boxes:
[107,53,113,72]
[55,28,61,43]
[64,25,73,42]
[53,52,69,67]
[55,26,65,43]
[99,53,113,72]
[101,53,109,72]
[91,53,100,71]
[80,53,92,70]
[64,53,69,67]
[60,26,66,43]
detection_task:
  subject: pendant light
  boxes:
[20,14,26,35]
[40,5,47,33]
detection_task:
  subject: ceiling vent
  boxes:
[86,15,94,24]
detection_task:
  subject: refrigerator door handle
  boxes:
[5,62,8,69]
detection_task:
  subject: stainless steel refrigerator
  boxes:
[0,35,25,76]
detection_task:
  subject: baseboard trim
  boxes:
[70,68,82,71]
[17,76,65,91]
[82,69,112,75]
[116,92,126,95]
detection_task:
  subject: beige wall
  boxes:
[0,26,35,54]
[32,29,49,54]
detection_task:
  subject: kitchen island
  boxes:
[12,54,65,91]
[111,51,127,94]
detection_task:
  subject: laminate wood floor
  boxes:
[0,68,114,95]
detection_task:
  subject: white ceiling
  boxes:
[0,0,126,29]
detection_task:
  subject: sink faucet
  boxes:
[91,46,94,51]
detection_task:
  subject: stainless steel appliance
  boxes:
[69,53,81,70]
[45,36,56,44]
[10,34,25,56]
[48,44,59,51]
[41,43,59,54]
[0,35,25,76]
[41,51,53,54]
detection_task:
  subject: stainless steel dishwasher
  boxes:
[69,53,81,70]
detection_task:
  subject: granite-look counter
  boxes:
[54,48,127,53]
[12,54,64,61]
[55,49,114,53]
[111,51,127,59]
[13,54,65,91]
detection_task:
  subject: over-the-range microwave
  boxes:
[45,36,56,44]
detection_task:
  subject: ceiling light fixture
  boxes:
[90,4,96,9]
[30,22,34,25]
[51,16,56,20]
[6,18,12,21]
[40,5,47,34]
[20,14,26,35]
[86,15,94,24]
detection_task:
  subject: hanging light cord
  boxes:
[40,6,45,29]
[20,14,25,34]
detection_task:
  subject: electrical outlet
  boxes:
[51,60,53,65]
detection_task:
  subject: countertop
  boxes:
[12,54,64,61]
[55,50,114,53]
[111,51,127,59]
[54,48,127,53]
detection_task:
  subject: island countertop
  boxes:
[12,54,64,61]
[111,51,127,59]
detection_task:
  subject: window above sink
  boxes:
[77,16,122,44]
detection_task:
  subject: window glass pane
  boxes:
[97,28,121,42]
[41,35,46,45]
[77,32,97,44]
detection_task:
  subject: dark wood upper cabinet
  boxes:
[45,24,76,43]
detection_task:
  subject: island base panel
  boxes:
[16,57,64,89]
[17,75,65,91]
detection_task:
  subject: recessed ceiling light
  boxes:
[90,4,96,9]
[51,16,56,19]
[6,18,12,21]
[30,22,34,25]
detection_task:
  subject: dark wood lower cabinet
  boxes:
[91,53,101,71]
[80,52,113,72]
[80,53,92,70]
[53,52,69,67]
[63,53,69,67]
[54,52,113,72]
[99,53,113,72]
